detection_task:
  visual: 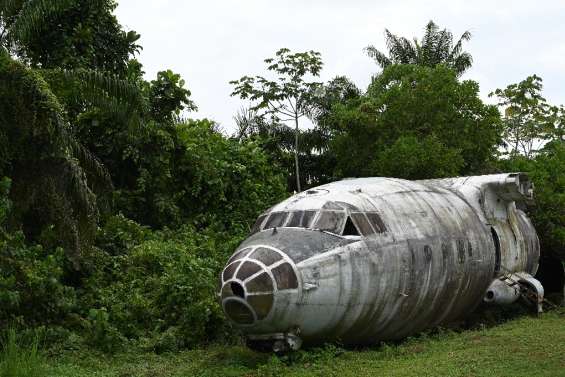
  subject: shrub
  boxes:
[497,142,565,259]
[0,182,76,329]
[0,234,76,328]
[79,221,244,350]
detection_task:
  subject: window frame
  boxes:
[312,210,347,235]
[350,212,376,236]
[263,211,289,230]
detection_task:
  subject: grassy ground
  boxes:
[38,312,565,377]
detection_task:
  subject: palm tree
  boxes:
[365,21,473,76]
[0,0,145,268]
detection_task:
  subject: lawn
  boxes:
[41,312,565,377]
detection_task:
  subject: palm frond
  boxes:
[64,69,146,110]
[413,39,422,63]
[70,138,112,191]
[434,29,452,65]
[3,0,107,44]
[5,0,74,43]
[452,52,473,76]
[59,69,147,130]
[367,20,473,75]
[448,30,472,60]
[384,30,411,64]
[364,45,392,69]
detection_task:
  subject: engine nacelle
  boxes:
[484,276,521,305]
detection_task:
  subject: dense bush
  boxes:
[372,135,464,179]
[114,119,287,231]
[77,216,247,351]
[0,178,76,329]
[497,142,565,259]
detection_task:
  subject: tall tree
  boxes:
[0,0,146,267]
[230,48,323,192]
[0,54,100,267]
[490,75,553,158]
[365,20,473,76]
[323,64,501,179]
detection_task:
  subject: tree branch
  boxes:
[266,100,295,118]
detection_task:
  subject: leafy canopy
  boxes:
[325,64,501,179]
[230,48,323,120]
[1,0,140,75]
[490,75,554,158]
[149,69,196,123]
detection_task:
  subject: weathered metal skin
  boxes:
[219,173,541,349]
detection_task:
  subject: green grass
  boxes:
[1,328,47,377]
[37,312,565,376]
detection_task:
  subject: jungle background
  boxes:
[0,1,563,376]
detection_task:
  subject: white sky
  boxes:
[115,0,565,134]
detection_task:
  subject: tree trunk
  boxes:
[294,114,301,192]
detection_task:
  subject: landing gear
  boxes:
[516,275,545,315]
[246,332,303,353]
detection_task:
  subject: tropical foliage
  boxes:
[317,64,501,179]
[0,54,100,267]
[0,1,563,358]
[1,0,140,74]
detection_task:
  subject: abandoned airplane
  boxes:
[219,173,547,352]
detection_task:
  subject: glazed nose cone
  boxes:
[219,246,298,325]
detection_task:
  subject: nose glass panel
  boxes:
[247,294,274,320]
[272,262,298,290]
[236,261,262,280]
[246,272,273,293]
[227,247,252,265]
[224,300,255,325]
[250,247,283,266]
[222,261,240,281]
[220,245,300,325]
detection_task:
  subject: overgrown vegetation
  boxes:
[0,1,563,372]
[25,312,565,376]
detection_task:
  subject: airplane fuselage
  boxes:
[219,174,541,351]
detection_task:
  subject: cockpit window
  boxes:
[250,207,386,237]
[286,210,317,228]
[366,212,387,233]
[301,211,317,227]
[250,214,267,234]
[342,216,360,236]
[286,211,302,227]
[350,212,375,236]
[314,211,346,235]
[263,211,288,229]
